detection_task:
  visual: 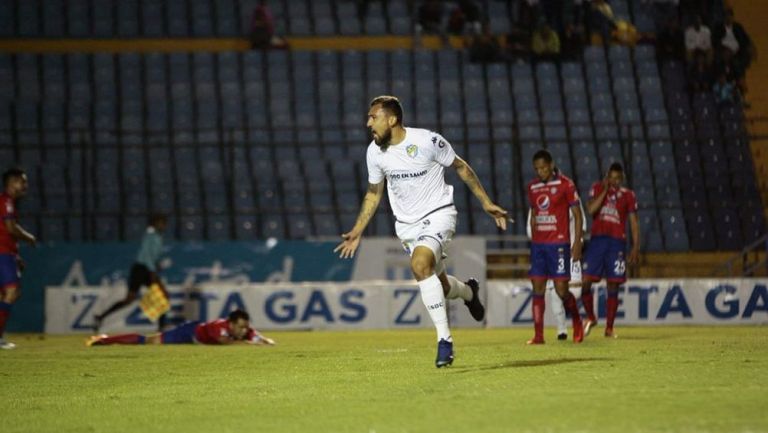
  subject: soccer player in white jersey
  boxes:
[334,95,508,368]
[526,184,587,340]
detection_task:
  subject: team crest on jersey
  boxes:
[406,144,419,158]
[536,195,551,210]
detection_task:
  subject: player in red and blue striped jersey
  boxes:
[526,150,585,344]
[0,168,37,350]
[580,163,640,338]
[87,310,275,346]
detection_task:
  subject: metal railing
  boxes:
[713,233,768,277]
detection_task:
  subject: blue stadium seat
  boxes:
[206,215,231,240]
[178,215,203,240]
[659,209,689,251]
[0,1,13,37]
[92,0,113,36]
[41,0,67,38]
[233,215,257,239]
[214,0,237,36]
[95,216,120,241]
[262,213,285,238]
[313,212,339,237]
[686,210,717,251]
[116,0,139,37]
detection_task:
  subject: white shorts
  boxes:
[395,207,457,274]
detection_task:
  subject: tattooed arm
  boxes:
[452,157,508,230]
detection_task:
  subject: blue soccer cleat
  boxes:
[435,339,454,368]
[464,278,485,322]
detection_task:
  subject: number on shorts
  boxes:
[571,260,580,275]
[613,259,626,275]
[557,257,565,273]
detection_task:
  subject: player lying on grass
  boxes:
[86,310,275,346]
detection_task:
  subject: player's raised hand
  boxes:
[483,202,509,231]
[334,230,362,259]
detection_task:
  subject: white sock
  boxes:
[548,287,568,334]
[419,274,452,342]
[445,275,473,301]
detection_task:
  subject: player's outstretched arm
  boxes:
[451,157,508,230]
[334,182,384,258]
[4,220,36,247]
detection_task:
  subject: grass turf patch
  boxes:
[1,326,766,433]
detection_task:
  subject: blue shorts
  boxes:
[0,254,20,289]
[161,321,201,344]
[529,243,571,281]
[583,236,627,283]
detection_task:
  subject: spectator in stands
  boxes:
[506,23,532,61]
[679,0,716,27]
[531,22,561,61]
[468,21,502,63]
[416,0,444,35]
[561,22,586,60]
[714,47,747,99]
[589,0,615,45]
[711,9,755,74]
[518,0,542,33]
[447,0,482,36]
[564,0,588,34]
[656,16,685,62]
[249,0,286,50]
[684,15,712,64]
[687,52,713,94]
[648,0,680,33]
[614,20,640,47]
[542,0,565,35]
[713,71,738,105]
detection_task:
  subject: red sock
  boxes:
[606,293,619,329]
[563,293,582,328]
[581,288,597,322]
[532,294,545,341]
[98,334,146,345]
[0,309,9,338]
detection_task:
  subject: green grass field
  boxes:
[1,326,767,433]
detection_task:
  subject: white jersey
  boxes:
[367,127,457,224]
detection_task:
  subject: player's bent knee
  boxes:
[410,258,435,280]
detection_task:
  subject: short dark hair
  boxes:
[609,162,624,173]
[532,150,553,163]
[228,309,250,322]
[370,95,403,126]
[2,168,26,186]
